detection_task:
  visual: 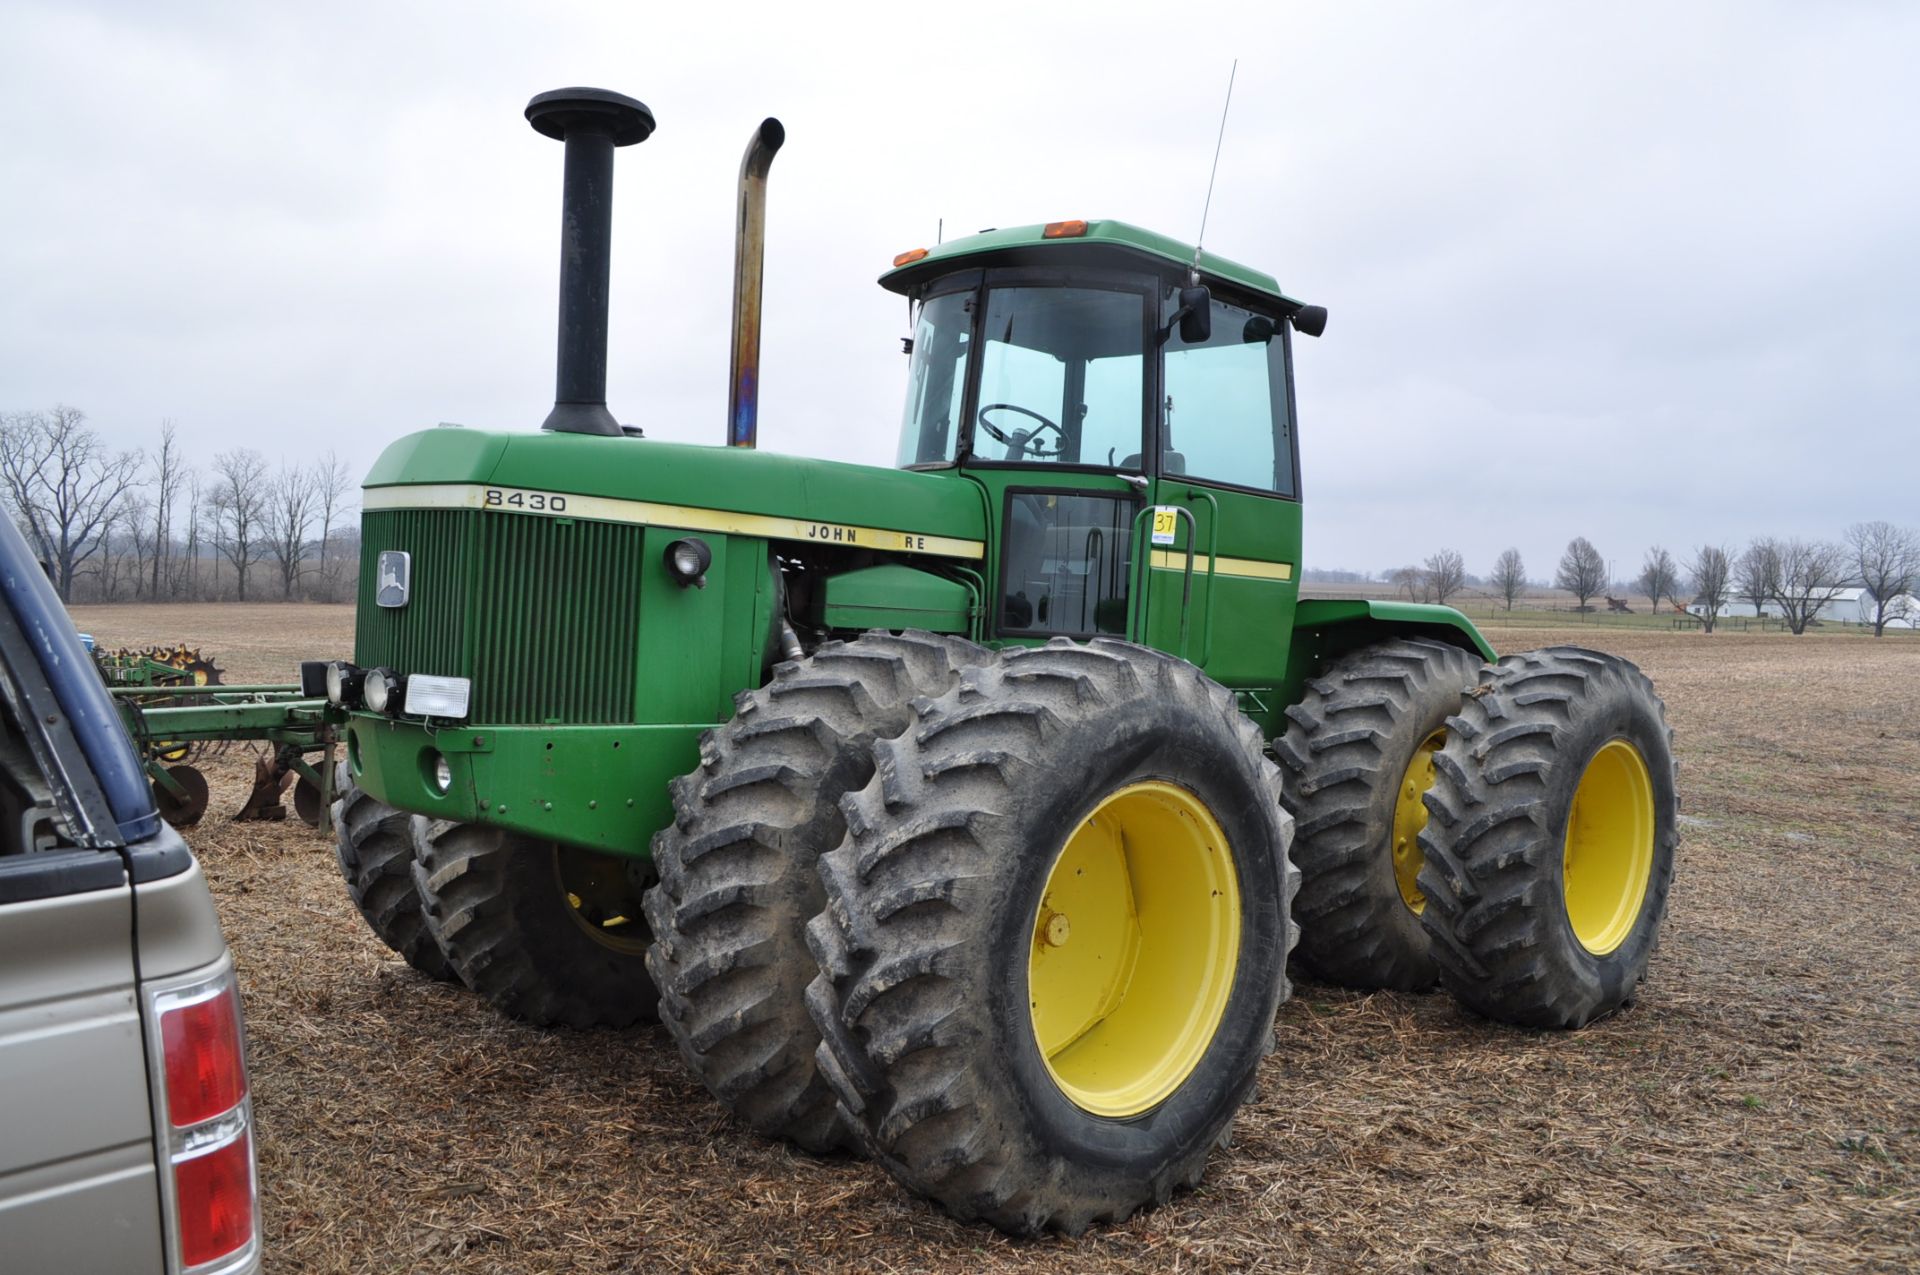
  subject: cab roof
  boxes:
[878,219,1303,309]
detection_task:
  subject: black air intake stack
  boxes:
[525,87,656,436]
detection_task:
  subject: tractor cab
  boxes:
[881,220,1325,667]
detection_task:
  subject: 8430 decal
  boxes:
[484,488,568,513]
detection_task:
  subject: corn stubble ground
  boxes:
[73,604,1920,1273]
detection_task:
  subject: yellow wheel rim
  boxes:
[1027,781,1240,1118]
[1391,729,1446,914]
[1562,739,1656,955]
[553,845,650,955]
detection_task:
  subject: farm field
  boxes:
[71,605,1920,1273]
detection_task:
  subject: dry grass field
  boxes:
[70,605,1920,1273]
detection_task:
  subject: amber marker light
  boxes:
[1043,219,1089,238]
[892,247,930,266]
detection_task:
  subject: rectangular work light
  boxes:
[403,674,471,719]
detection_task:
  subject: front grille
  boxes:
[356,509,472,680]
[357,509,642,724]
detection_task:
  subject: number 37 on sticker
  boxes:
[1150,506,1180,546]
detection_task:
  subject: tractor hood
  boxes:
[362,427,987,561]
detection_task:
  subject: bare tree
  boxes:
[1638,545,1679,613]
[149,421,186,600]
[0,405,143,601]
[1736,538,1781,622]
[1387,565,1425,603]
[1771,538,1849,635]
[312,451,355,601]
[1686,544,1733,634]
[1491,548,1526,611]
[210,449,269,600]
[1423,548,1466,607]
[177,471,204,600]
[119,496,155,600]
[1555,536,1606,613]
[1845,521,1920,637]
[264,461,318,599]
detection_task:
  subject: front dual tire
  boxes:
[411,820,660,1029]
[642,632,986,1153]
[805,638,1297,1235]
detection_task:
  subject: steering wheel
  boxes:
[977,403,1066,459]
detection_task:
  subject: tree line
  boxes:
[1387,525,1919,638]
[1,404,360,604]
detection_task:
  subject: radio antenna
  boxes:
[1192,58,1238,283]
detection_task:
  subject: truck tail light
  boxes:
[160,984,245,1126]
[148,966,259,1272]
[173,1129,256,1268]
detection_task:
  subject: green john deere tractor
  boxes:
[326,87,1679,1234]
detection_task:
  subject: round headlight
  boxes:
[663,537,712,588]
[364,668,394,714]
[324,661,362,706]
[432,753,453,793]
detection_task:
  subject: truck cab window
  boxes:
[1162,296,1295,495]
[896,291,973,466]
[1000,491,1137,636]
[973,287,1145,467]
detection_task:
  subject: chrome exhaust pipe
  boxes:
[727,118,785,448]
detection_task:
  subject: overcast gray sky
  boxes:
[3,1,1914,582]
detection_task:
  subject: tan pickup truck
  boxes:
[0,515,261,1275]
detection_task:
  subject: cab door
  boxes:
[960,275,1156,644]
[1137,293,1302,699]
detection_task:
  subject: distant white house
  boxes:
[1863,593,1920,629]
[1690,598,1764,619]
[1689,586,1918,628]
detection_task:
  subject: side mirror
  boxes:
[1177,286,1212,344]
[1291,304,1328,338]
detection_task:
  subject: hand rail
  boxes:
[1184,488,1221,668]
[1124,503,1200,657]
[1082,526,1105,633]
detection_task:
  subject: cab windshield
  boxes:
[896,285,1147,468]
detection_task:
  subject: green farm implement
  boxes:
[94,643,226,691]
[109,677,340,829]
[316,88,1679,1234]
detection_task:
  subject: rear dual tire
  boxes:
[1276,638,1482,991]
[1417,647,1678,1028]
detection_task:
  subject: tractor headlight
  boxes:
[663,537,712,589]
[404,674,471,719]
[429,751,453,794]
[325,661,364,707]
[363,667,404,715]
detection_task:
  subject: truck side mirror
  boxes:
[1177,286,1212,344]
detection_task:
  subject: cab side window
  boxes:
[1161,297,1295,495]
